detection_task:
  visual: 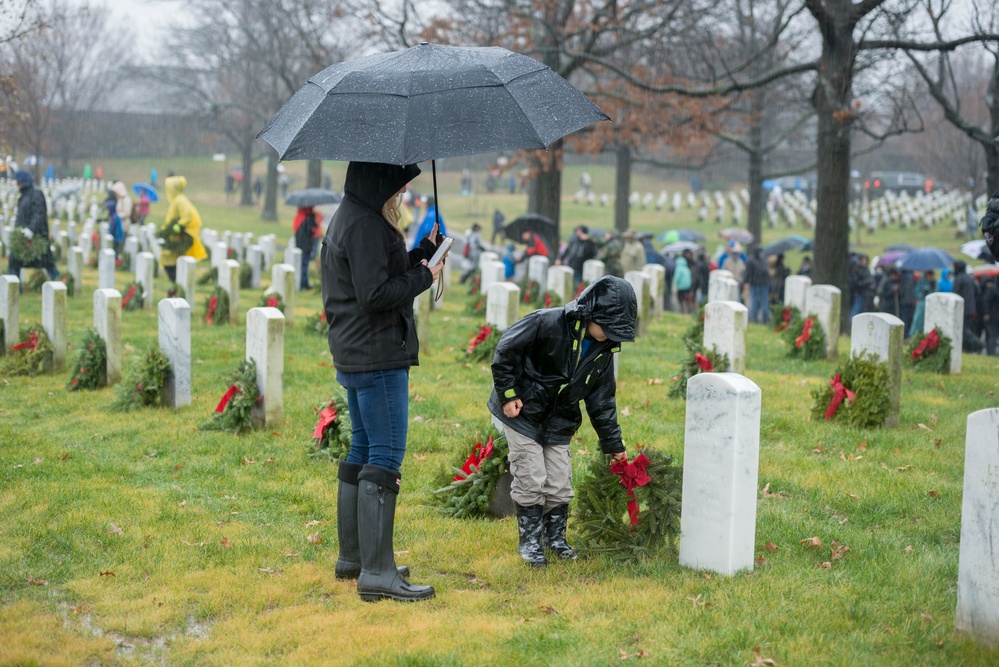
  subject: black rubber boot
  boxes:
[356,465,434,602]
[516,504,548,569]
[543,504,577,560]
[335,461,409,580]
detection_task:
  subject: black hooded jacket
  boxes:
[953,260,978,319]
[487,276,637,453]
[321,161,436,372]
[14,172,53,268]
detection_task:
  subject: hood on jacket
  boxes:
[165,176,187,201]
[344,162,421,213]
[565,275,637,342]
[111,181,128,199]
[954,260,967,274]
[13,169,32,187]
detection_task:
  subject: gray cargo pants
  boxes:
[504,426,573,513]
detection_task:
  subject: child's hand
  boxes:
[503,399,523,418]
[610,452,628,464]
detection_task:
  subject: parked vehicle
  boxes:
[863,171,926,198]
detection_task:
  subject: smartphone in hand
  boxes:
[429,236,454,266]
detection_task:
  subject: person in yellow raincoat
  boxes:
[159,175,208,286]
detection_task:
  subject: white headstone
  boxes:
[68,247,83,296]
[486,282,520,331]
[123,235,138,261]
[850,313,904,426]
[805,284,841,359]
[58,230,69,258]
[784,275,812,312]
[158,298,191,408]
[478,251,499,273]
[98,249,116,290]
[527,255,550,287]
[135,251,156,310]
[260,235,275,271]
[231,233,244,261]
[219,259,241,323]
[247,245,263,289]
[956,408,999,645]
[211,241,228,270]
[0,275,19,351]
[93,288,122,385]
[176,256,196,307]
[925,292,964,374]
[643,263,666,318]
[703,300,748,373]
[288,247,303,292]
[679,372,762,575]
[246,307,284,425]
[480,260,506,295]
[624,270,650,337]
[546,265,575,304]
[101,233,114,251]
[271,263,296,324]
[708,276,740,303]
[582,259,605,283]
[42,281,67,369]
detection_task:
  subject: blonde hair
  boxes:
[382,189,406,241]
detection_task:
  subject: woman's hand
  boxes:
[421,259,443,280]
[429,222,441,246]
[503,399,523,418]
[610,452,628,464]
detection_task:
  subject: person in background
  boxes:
[159,176,208,286]
[559,225,597,284]
[135,190,150,225]
[938,268,953,293]
[520,230,550,260]
[150,167,158,188]
[898,270,916,335]
[980,275,999,355]
[292,206,324,289]
[771,253,790,306]
[694,250,711,304]
[491,208,506,245]
[411,196,446,250]
[877,267,902,318]
[620,229,646,276]
[9,169,59,280]
[744,245,770,323]
[798,256,812,277]
[460,222,484,284]
[111,181,133,241]
[849,255,874,318]
[597,229,623,277]
[909,269,936,339]
[103,186,123,256]
[502,242,519,279]
[674,251,693,313]
[952,260,982,352]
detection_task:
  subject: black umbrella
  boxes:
[762,235,811,258]
[503,213,559,257]
[285,188,342,207]
[258,43,609,227]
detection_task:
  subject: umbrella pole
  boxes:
[432,160,440,230]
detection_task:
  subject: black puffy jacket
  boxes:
[15,181,53,268]
[487,276,637,453]
[321,162,436,372]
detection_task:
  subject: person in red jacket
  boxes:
[521,230,550,259]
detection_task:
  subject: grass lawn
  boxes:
[2,160,997,665]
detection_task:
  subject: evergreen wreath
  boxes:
[199,358,260,434]
[167,283,186,300]
[573,448,683,561]
[467,294,486,316]
[157,220,194,256]
[120,252,132,272]
[120,281,145,311]
[668,345,729,399]
[50,242,62,263]
[906,326,952,374]
[810,353,891,428]
[467,270,482,296]
[203,285,230,325]
[574,281,589,300]
[770,304,794,332]
[306,311,329,336]
[540,290,562,309]
[9,228,46,265]
[23,270,46,293]
[308,392,352,462]
[431,432,510,518]
[111,347,172,412]
[197,266,218,286]
[465,324,499,362]
[239,262,253,289]
[62,272,75,297]
[259,291,285,312]
[519,279,541,304]
[784,309,826,360]
[67,328,107,391]
[0,324,54,377]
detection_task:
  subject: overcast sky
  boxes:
[91,0,177,58]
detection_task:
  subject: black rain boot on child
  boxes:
[516,504,548,568]
[356,465,434,602]
[543,504,577,560]
[335,461,409,580]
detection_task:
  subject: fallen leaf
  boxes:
[921,613,934,621]
[818,561,832,570]
[763,541,779,553]
[812,445,824,455]
[830,541,851,560]
[285,552,300,558]
[915,423,932,432]
[26,577,48,586]
[687,594,712,608]
[895,465,912,472]
[760,484,787,499]
[754,555,768,568]
[220,537,233,549]
[800,536,822,550]
[930,413,937,425]
[259,567,282,575]
[270,431,282,438]
[242,456,256,465]
[750,647,777,666]
[620,407,631,417]
[99,570,115,577]
[646,378,662,385]
[904,545,913,552]
[412,394,425,402]
[181,540,206,547]
[927,490,939,498]
[414,454,426,461]
[178,500,186,507]
[884,625,894,634]
[933,439,942,449]
[109,523,123,535]
[412,416,424,423]
[307,532,322,546]
[856,441,868,451]
[540,605,561,617]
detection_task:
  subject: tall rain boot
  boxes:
[335,461,409,580]
[542,504,577,560]
[516,504,548,568]
[356,465,434,602]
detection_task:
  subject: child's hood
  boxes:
[564,276,637,343]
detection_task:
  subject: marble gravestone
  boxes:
[925,292,964,374]
[211,241,228,270]
[158,298,191,408]
[679,372,762,575]
[271,263,296,324]
[246,307,284,426]
[0,275,19,351]
[135,252,156,310]
[643,263,666,318]
[582,259,605,284]
[98,249,116,290]
[247,245,263,289]
[624,270,650,337]
[219,259,241,323]
[176,256,197,307]
[708,276,739,303]
[703,300,748,374]
[805,284,841,359]
[480,260,506,296]
[42,281,67,369]
[956,408,999,646]
[288,247,303,292]
[486,282,520,331]
[94,288,122,385]
[68,248,83,296]
[546,265,575,304]
[478,251,499,273]
[527,255,550,287]
[784,275,811,312]
[850,313,903,427]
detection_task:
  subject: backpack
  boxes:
[295,212,316,249]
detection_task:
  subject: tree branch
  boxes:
[860,34,999,51]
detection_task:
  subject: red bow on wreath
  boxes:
[215,384,242,413]
[12,332,38,351]
[775,307,791,332]
[610,454,652,525]
[121,284,136,308]
[824,373,856,420]
[312,405,338,439]
[467,325,493,354]
[206,295,218,324]
[454,436,494,481]
[795,317,814,348]
[544,293,553,308]
[267,295,279,308]
[695,353,713,373]
[910,329,939,361]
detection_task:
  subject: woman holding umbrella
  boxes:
[322,161,443,603]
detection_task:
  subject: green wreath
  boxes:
[197,266,218,286]
[784,309,827,360]
[467,270,481,296]
[199,358,260,434]
[308,392,352,462]
[239,262,253,289]
[157,220,193,256]
[9,229,46,265]
[203,285,229,325]
[573,448,683,561]
[0,324,54,377]
[23,270,46,293]
[810,353,890,428]
[464,324,500,363]
[668,345,729,399]
[431,432,511,518]
[539,290,562,309]
[306,311,329,336]
[519,279,541,304]
[259,291,285,312]
[466,294,486,316]
[63,272,75,297]
[111,347,171,412]
[121,281,145,311]
[67,328,107,391]
[906,327,952,374]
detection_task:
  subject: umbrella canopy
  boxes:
[961,239,995,263]
[761,179,779,191]
[503,213,559,256]
[285,188,342,207]
[661,240,701,255]
[658,229,706,244]
[877,251,906,267]
[884,243,914,252]
[258,43,610,165]
[762,235,810,258]
[133,183,158,202]
[719,228,754,245]
[896,247,954,271]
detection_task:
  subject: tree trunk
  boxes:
[746,135,764,246]
[986,144,999,199]
[988,59,999,195]
[261,146,278,222]
[239,146,254,207]
[614,144,632,232]
[308,159,322,189]
[535,139,562,239]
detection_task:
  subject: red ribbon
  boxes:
[824,373,856,420]
[312,406,338,439]
[795,317,813,348]
[215,385,242,413]
[121,284,136,308]
[453,436,495,481]
[910,329,939,361]
[610,454,652,525]
[775,307,791,332]
[575,282,586,298]
[544,293,552,308]
[695,353,713,373]
[12,332,38,351]
[467,325,493,354]
[206,295,217,324]
[267,295,279,308]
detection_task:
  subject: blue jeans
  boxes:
[749,285,770,323]
[338,368,409,471]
